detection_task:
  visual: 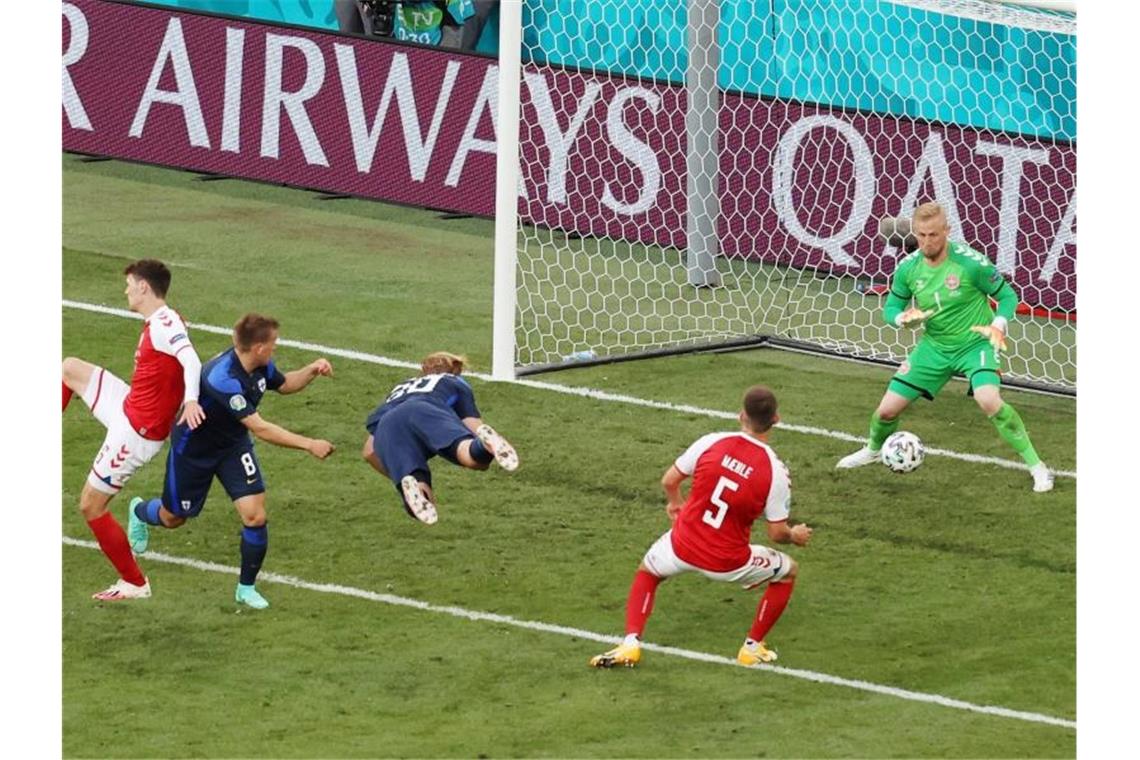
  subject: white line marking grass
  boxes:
[62,536,1075,730]
[62,300,1075,479]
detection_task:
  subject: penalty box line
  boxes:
[62,300,1076,480]
[62,536,1075,731]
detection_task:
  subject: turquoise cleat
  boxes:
[235,583,270,609]
[127,497,150,555]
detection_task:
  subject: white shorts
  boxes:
[642,530,793,590]
[82,367,165,495]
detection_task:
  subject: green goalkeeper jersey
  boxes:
[884,242,1019,350]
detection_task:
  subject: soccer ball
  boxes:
[880,431,925,473]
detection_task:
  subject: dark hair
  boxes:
[123,259,171,298]
[233,313,280,351]
[742,385,778,433]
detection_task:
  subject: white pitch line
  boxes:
[62,536,1075,731]
[62,300,1076,479]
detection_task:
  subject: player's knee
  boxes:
[62,357,83,387]
[974,387,1003,416]
[78,487,110,520]
[781,558,799,581]
[242,514,267,528]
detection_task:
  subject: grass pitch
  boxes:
[63,154,1075,758]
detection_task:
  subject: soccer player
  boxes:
[589,385,812,669]
[62,259,204,601]
[836,202,1054,493]
[125,313,335,609]
[361,351,518,525]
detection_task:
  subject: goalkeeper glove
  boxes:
[970,324,1008,352]
[894,307,934,328]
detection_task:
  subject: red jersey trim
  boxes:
[90,369,105,412]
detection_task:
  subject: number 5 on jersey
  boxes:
[702,476,739,529]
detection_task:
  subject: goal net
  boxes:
[498,0,1076,393]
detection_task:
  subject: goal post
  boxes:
[493,0,1076,393]
[492,0,523,381]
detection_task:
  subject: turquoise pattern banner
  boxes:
[139,0,339,29]
[522,0,1075,141]
[138,0,500,53]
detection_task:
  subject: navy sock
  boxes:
[239,524,268,586]
[469,437,494,465]
[134,498,164,526]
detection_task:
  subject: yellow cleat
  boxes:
[589,642,642,668]
[736,642,778,666]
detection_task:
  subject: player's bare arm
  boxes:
[661,465,687,521]
[278,358,334,394]
[241,412,335,458]
[461,416,484,434]
[766,520,813,546]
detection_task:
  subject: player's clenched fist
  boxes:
[789,523,812,546]
[309,358,334,377]
[308,439,336,459]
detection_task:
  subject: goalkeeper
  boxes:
[836,202,1053,492]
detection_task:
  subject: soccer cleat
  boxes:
[92,578,152,601]
[736,641,778,666]
[475,424,519,472]
[588,642,642,668]
[836,446,880,469]
[235,583,270,609]
[1030,462,1055,493]
[127,497,150,555]
[400,475,439,525]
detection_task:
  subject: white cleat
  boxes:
[836,446,880,469]
[92,578,152,601]
[400,476,438,525]
[1030,463,1054,493]
[475,424,519,472]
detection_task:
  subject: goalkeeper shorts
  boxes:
[888,337,1002,401]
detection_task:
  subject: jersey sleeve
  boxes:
[883,255,914,326]
[965,250,1019,320]
[203,363,256,422]
[450,377,481,419]
[265,360,287,392]
[763,454,791,523]
[149,311,196,359]
[674,433,723,475]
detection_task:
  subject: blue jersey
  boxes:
[174,347,286,454]
[365,373,480,433]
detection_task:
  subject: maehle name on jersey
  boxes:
[721,455,753,479]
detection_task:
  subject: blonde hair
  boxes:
[421,351,467,376]
[912,202,947,225]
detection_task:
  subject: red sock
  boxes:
[748,579,795,642]
[624,570,662,637]
[87,512,146,587]
[62,382,74,412]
